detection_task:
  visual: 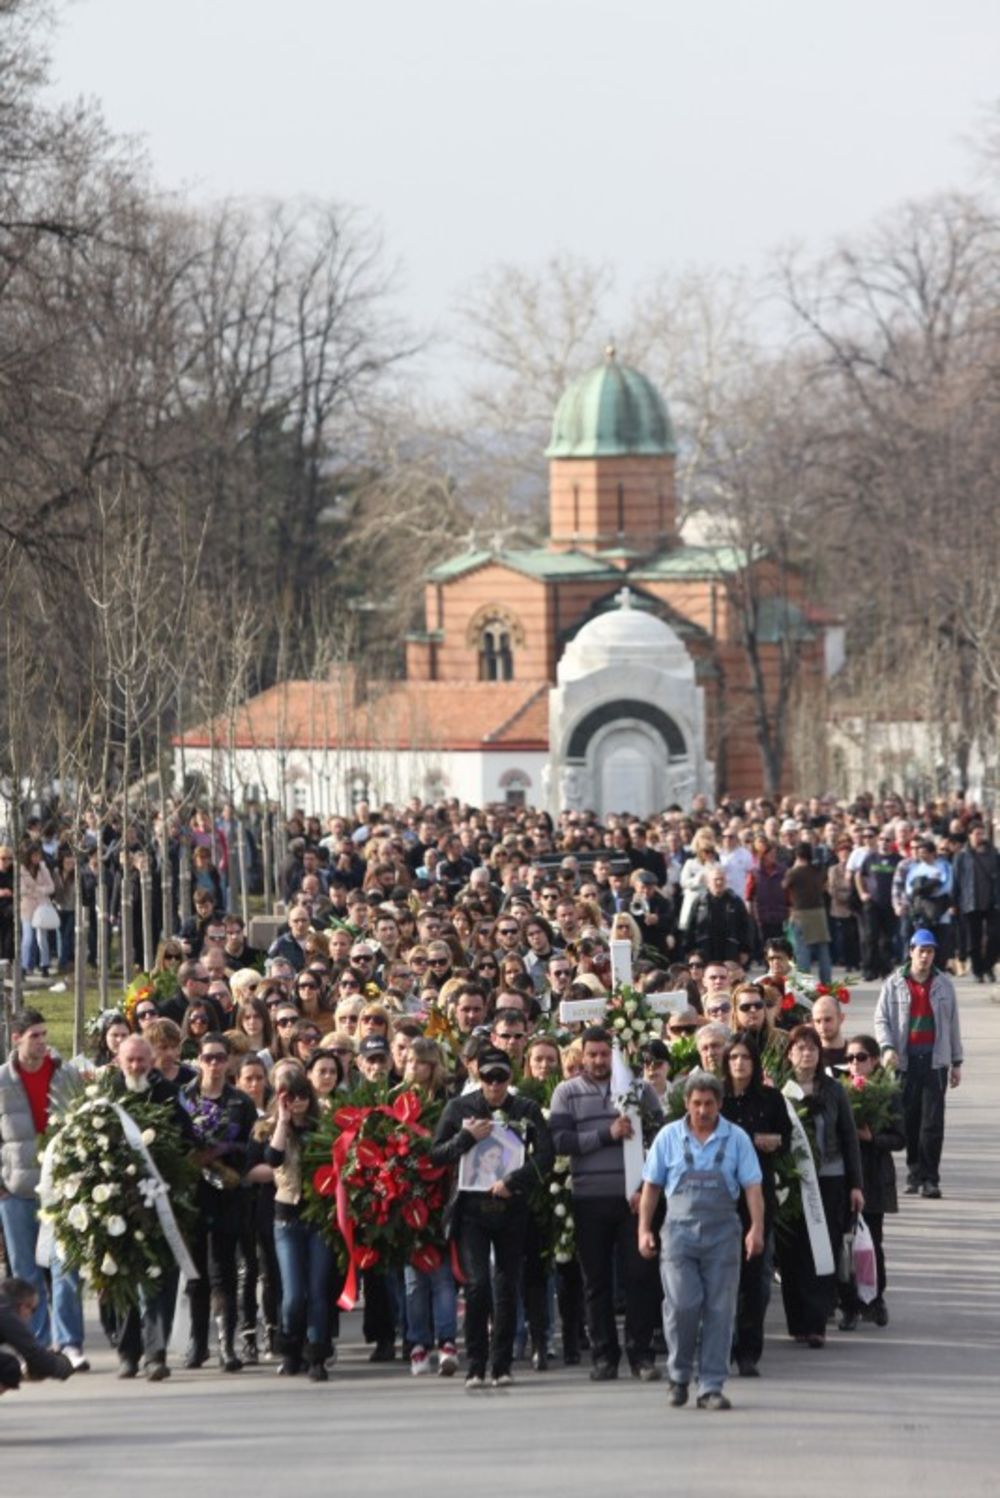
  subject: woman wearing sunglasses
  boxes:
[731,982,779,1049]
[180,1005,215,1060]
[271,1003,304,1062]
[293,970,336,1034]
[843,1034,904,1328]
[251,1071,337,1380]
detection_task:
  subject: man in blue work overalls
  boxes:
[638,1071,763,1410]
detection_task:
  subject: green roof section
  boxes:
[427,547,620,585]
[631,544,755,579]
[546,347,677,459]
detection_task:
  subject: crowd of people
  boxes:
[0,786,972,1405]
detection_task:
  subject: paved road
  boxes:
[3,980,998,1496]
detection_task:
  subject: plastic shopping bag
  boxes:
[852,1214,878,1305]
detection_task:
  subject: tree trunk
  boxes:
[140,859,154,972]
[72,845,87,1055]
[178,839,192,924]
[261,809,274,915]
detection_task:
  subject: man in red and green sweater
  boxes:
[873,929,964,1198]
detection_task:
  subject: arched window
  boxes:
[480,620,514,681]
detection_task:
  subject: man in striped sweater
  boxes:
[550,1026,663,1382]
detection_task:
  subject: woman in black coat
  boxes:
[775,1024,864,1347]
[844,1033,905,1327]
[721,1035,792,1375]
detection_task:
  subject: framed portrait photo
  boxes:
[459,1122,526,1193]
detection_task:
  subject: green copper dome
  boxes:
[546,348,677,458]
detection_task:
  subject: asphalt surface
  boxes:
[3,979,998,1497]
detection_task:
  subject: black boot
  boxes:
[276,1332,303,1376]
[240,1330,259,1365]
[305,1341,329,1382]
[217,1315,243,1373]
[184,1341,209,1369]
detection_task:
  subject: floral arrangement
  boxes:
[181,1093,244,1190]
[782,971,852,1022]
[840,1068,902,1137]
[547,1158,576,1264]
[122,970,176,1026]
[605,984,666,1067]
[304,1088,449,1303]
[40,1084,196,1314]
[667,1033,700,1079]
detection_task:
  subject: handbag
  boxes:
[852,1214,879,1304]
[31,899,60,932]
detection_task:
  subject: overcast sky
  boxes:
[48,0,998,387]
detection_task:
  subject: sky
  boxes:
[46,0,999,390]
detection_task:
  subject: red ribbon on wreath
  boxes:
[311,1091,434,1309]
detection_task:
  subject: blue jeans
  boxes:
[20,919,49,973]
[58,909,75,969]
[789,922,832,985]
[661,1216,741,1395]
[0,1193,84,1348]
[404,1259,457,1348]
[273,1217,334,1348]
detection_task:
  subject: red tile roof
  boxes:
[175,679,550,752]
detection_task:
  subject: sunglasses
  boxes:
[265,998,283,1009]
[688,962,704,971]
[738,1002,764,1013]
[339,981,360,991]
[480,1069,510,1084]
[276,1017,297,1028]
[846,1053,873,1063]
[299,1033,321,1045]
[297,981,319,991]
[669,1025,698,1036]
[351,954,374,963]
[429,957,451,967]
[136,1008,157,1020]
[706,1004,731,1016]
[201,1053,227,1064]
[497,927,519,936]
[411,958,429,968]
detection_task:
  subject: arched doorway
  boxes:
[598,731,655,816]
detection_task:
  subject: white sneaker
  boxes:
[63,1346,90,1371]
[48,981,67,994]
[438,1341,458,1377]
[410,1345,431,1376]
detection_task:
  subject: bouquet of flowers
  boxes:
[304,1088,449,1304]
[772,1079,815,1237]
[667,1033,700,1079]
[782,972,852,1024]
[546,1158,576,1264]
[840,1068,902,1136]
[40,1084,196,1314]
[122,970,176,1026]
[182,1093,244,1190]
[605,984,665,1067]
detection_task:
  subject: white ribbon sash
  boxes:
[611,1042,645,1198]
[111,1102,199,1282]
[784,1098,834,1276]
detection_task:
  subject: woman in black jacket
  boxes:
[844,1033,905,1327]
[721,1036,792,1376]
[775,1024,864,1348]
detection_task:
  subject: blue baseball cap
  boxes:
[909,928,938,948]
